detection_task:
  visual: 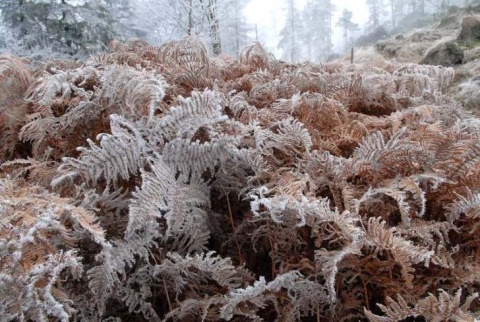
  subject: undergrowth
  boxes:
[1,38,479,321]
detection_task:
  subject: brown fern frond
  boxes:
[366,288,478,322]
[0,54,32,88]
[239,42,275,72]
[0,177,106,320]
[0,55,34,160]
[157,37,212,91]
[365,217,434,287]
[98,65,167,121]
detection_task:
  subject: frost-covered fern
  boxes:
[4,36,480,322]
[53,114,148,187]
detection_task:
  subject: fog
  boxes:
[245,0,369,56]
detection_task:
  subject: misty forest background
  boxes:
[1,0,480,64]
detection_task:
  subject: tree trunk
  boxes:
[187,0,193,35]
[290,0,296,63]
[391,0,396,26]
[345,27,348,53]
[235,17,240,55]
[234,1,240,55]
[207,0,222,55]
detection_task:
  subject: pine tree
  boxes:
[0,0,122,55]
[390,0,406,27]
[367,0,385,31]
[131,0,187,44]
[408,0,438,14]
[132,0,230,55]
[218,0,251,56]
[105,0,138,41]
[301,0,334,62]
[409,0,426,13]
[278,0,303,63]
[336,9,359,53]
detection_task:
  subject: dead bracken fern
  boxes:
[1,37,480,322]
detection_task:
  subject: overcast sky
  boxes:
[244,0,369,56]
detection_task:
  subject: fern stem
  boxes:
[225,192,244,265]
[162,276,173,313]
[268,235,276,279]
[361,276,370,312]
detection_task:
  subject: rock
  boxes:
[436,11,462,29]
[411,31,442,43]
[411,32,428,42]
[356,26,389,47]
[447,6,461,15]
[458,78,480,110]
[457,15,480,46]
[464,46,480,62]
[420,41,464,66]
[375,39,402,58]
